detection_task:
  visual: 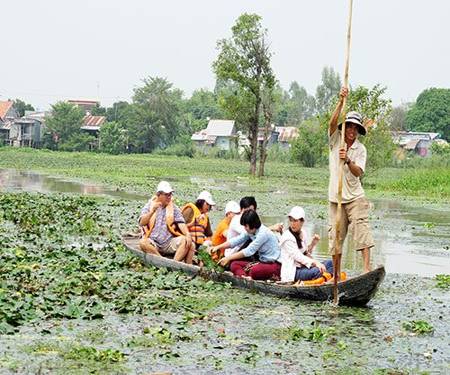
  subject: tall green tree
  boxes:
[90,103,107,116]
[285,81,316,125]
[406,88,450,141]
[105,101,132,123]
[12,99,35,117]
[272,84,290,126]
[183,89,224,133]
[291,118,326,167]
[132,76,185,152]
[389,103,411,131]
[315,66,341,114]
[99,121,128,154]
[44,102,85,148]
[213,13,276,176]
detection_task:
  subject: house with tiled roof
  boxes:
[0,101,19,145]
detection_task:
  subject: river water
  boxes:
[1,168,449,277]
[1,168,450,374]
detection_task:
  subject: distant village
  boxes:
[0,98,447,158]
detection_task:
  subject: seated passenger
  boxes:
[212,210,281,280]
[211,201,241,260]
[182,191,215,249]
[225,196,257,256]
[279,206,333,283]
[226,196,283,257]
[139,181,195,264]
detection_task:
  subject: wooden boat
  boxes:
[122,235,385,306]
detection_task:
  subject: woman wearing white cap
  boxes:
[210,201,241,260]
[279,206,333,283]
[181,191,215,249]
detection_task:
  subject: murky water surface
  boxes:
[1,168,449,277]
[1,168,449,374]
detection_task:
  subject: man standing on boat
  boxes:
[139,181,195,264]
[328,87,374,276]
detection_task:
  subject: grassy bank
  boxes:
[0,147,449,202]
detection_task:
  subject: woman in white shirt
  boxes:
[279,206,333,283]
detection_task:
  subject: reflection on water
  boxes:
[1,168,449,277]
[257,213,450,277]
[0,169,147,201]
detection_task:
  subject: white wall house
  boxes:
[191,119,237,151]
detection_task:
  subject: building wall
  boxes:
[417,139,431,157]
[215,136,231,150]
[33,122,42,143]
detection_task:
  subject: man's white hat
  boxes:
[156,181,174,194]
[197,190,216,205]
[225,201,240,214]
[288,206,306,220]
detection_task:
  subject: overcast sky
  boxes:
[2,0,449,110]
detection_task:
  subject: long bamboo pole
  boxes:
[334,0,354,305]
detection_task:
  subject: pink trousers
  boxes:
[230,260,281,280]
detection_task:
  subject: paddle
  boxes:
[333,0,354,305]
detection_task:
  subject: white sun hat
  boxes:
[156,181,174,194]
[197,190,216,205]
[224,201,240,214]
[288,206,306,220]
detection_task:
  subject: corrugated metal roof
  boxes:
[191,130,209,141]
[275,126,299,142]
[393,131,440,143]
[83,115,106,127]
[0,120,14,130]
[205,119,235,136]
[405,139,420,150]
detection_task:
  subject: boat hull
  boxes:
[123,236,385,306]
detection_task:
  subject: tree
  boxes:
[59,132,96,152]
[105,101,132,123]
[315,67,341,114]
[259,84,278,176]
[184,89,224,132]
[285,82,316,125]
[430,141,450,156]
[272,84,290,126]
[213,13,276,176]
[90,103,107,116]
[99,121,128,154]
[406,88,450,141]
[12,99,35,117]
[389,103,412,131]
[132,76,185,152]
[291,118,326,167]
[44,102,84,148]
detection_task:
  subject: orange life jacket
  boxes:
[301,272,347,286]
[142,197,182,239]
[181,202,209,245]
